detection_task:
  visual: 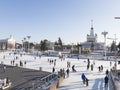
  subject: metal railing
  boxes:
[20,74,60,90]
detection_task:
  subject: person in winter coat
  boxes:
[81,73,89,86]
[81,73,86,84]
[72,65,76,72]
[106,69,109,75]
[104,75,109,87]
[66,68,70,77]
[91,64,93,71]
[52,67,55,73]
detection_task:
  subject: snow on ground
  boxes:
[0,51,116,90]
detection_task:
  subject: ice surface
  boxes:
[0,51,116,90]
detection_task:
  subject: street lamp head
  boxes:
[101,31,108,36]
[27,36,31,39]
[24,38,26,41]
[101,31,108,60]
[115,17,120,19]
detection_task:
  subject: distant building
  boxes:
[80,21,104,52]
[0,35,16,50]
[87,22,97,42]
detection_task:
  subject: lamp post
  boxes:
[27,36,31,52]
[23,38,26,51]
[71,43,74,56]
[101,31,108,60]
[21,40,23,51]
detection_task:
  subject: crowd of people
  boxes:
[49,56,112,88]
[48,57,111,87]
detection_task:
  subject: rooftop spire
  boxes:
[90,20,94,36]
[91,19,93,29]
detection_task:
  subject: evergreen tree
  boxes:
[111,41,117,51]
[54,41,58,51]
[118,42,120,51]
[34,43,40,51]
[40,39,48,51]
[40,40,43,51]
[58,37,63,51]
[117,42,120,54]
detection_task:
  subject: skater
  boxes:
[101,65,103,71]
[24,61,27,66]
[72,65,76,72]
[54,60,56,66]
[52,67,55,73]
[67,61,71,68]
[10,60,12,65]
[81,73,86,84]
[106,69,109,75]
[87,58,90,63]
[110,61,112,66]
[91,64,93,71]
[87,58,90,70]
[104,75,109,87]
[98,66,101,72]
[87,58,90,66]
[62,68,65,78]
[86,77,89,86]
[93,60,95,65]
[87,64,89,70]
[66,68,70,77]
[13,60,15,66]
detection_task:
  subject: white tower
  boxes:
[87,20,97,42]
[90,20,94,36]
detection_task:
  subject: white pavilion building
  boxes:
[0,35,16,50]
[80,21,104,52]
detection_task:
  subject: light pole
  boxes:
[23,38,26,51]
[71,43,74,56]
[21,40,23,51]
[27,36,31,52]
[101,31,108,60]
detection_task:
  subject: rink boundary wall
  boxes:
[110,70,120,90]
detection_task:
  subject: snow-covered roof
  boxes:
[0,36,15,43]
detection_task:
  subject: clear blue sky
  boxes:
[0,0,120,45]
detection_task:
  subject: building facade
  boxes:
[0,35,16,50]
[80,21,104,52]
[87,24,97,42]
